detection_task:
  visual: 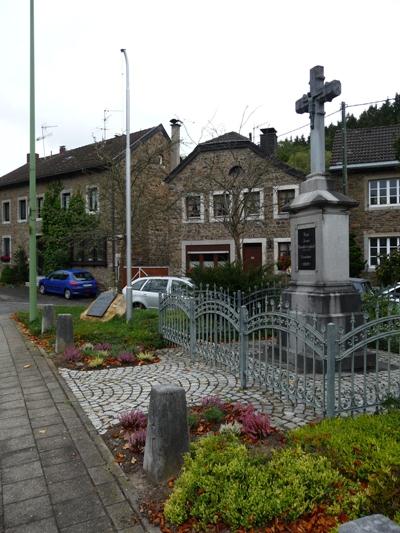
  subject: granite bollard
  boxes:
[41,304,55,334]
[143,384,189,482]
[55,314,73,353]
[339,514,400,532]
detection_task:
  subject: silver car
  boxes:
[122,276,194,309]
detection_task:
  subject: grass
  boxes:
[16,306,165,350]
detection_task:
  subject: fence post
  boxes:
[158,292,163,334]
[189,297,196,361]
[239,305,248,389]
[326,322,337,418]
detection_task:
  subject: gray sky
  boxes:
[1,0,399,176]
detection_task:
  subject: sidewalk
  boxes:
[0,314,153,533]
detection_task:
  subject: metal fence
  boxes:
[159,288,400,417]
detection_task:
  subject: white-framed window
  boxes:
[17,197,27,222]
[274,238,291,272]
[210,191,231,221]
[61,190,71,209]
[273,185,299,219]
[2,200,11,224]
[182,194,204,223]
[36,195,44,220]
[1,236,11,260]
[368,236,400,268]
[86,186,99,214]
[242,188,264,220]
[368,178,400,207]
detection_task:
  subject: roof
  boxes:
[0,124,168,189]
[166,131,305,182]
[330,124,400,169]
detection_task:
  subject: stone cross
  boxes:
[296,65,341,175]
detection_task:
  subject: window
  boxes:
[2,201,10,223]
[369,179,400,207]
[71,238,107,266]
[183,194,204,222]
[131,278,148,290]
[61,191,71,209]
[242,189,263,219]
[143,279,168,293]
[369,236,400,267]
[273,185,299,218]
[211,192,231,220]
[277,241,291,271]
[18,198,27,222]
[187,251,230,270]
[36,195,44,220]
[1,236,11,259]
[87,186,99,213]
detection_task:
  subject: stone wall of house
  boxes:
[167,148,304,275]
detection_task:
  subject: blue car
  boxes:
[39,269,98,299]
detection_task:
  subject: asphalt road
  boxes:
[0,286,96,315]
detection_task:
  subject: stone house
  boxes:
[166,127,305,275]
[0,124,172,286]
[330,124,400,276]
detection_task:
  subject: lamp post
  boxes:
[120,49,132,321]
[29,0,38,322]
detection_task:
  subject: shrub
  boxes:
[136,351,155,362]
[232,401,256,420]
[128,429,147,450]
[0,266,17,285]
[63,346,82,363]
[219,421,241,436]
[88,356,104,368]
[203,407,225,424]
[12,246,29,283]
[164,434,346,529]
[94,343,112,352]
[241,411,271,441]
[349,234,366,277]
[376,249,400,286]
[187,413,199,429]
[201,395,225,411]
[118,409,147,431]
[117,352,135,364]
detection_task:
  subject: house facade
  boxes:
[330,124,400,276]
[0,125,172,286]
[166,128,305,275]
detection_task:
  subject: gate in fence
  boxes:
[159,289,400,417]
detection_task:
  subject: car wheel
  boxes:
[39,284,46,295]
[64,289,72,300]
[133,302,145,309]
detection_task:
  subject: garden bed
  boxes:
[102,399,400,532]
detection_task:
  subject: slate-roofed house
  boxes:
[330,124,400,273]
[166,126,305,275]
[0,125,172,285]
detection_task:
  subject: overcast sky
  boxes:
[0,0,399,176]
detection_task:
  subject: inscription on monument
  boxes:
[298,228,316,270]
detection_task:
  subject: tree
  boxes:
[375,249,400,286]
[349,234,366,277]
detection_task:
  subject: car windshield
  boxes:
[73,272,94,281]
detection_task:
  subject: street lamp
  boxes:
[120,49,132,321]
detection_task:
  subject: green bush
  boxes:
[12,246,29,283]
[349,234,366,277]
[375,249,400,286]
[164,434,348,529]
[203,407,225,424]
[188,261,283,293]
[0,266,18,285]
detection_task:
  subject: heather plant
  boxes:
[88,356,104,368]
[81,342,95,355]
[117,352,136,364]
[203,407,225,424]
[94,342,112,352]
[128,429,147,450]
[232,401,256,421]
[136,351,155,362]
[188,413,199,429]
[63,346,82,363]
[201,395,225,411]
[118,409,147,431]
[219,421,242,436]
[241,411,271,441]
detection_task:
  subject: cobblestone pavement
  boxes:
[59,349,319,434]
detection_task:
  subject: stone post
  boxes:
[41,304,55,334]
[55,314,73,353]
[143,384,189,482]
[339,514,400,532]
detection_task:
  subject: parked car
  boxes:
[350,277,374,295]
[379,283,400,303]
[38,269,98,299]
[122,276,194,309]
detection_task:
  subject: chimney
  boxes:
[59,145,66,154]
[259,127,277,156]
[170,119,181,171]
[26,153,39,163]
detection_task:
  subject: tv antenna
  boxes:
[36,124,58,157]
[99,109,122,140]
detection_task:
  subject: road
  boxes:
[0,286,95,315]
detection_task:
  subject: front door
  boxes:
[242,243,262,272]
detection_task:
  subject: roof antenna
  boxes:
[36,124,58,157]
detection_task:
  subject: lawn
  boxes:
[16,306,165,351]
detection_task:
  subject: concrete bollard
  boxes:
[55,314,74,353]
[339,514,400,532]
[143,384,189,482]
[41,304,55,334]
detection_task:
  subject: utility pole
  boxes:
[29,0,38,322]
[341,101,348,195]
[121,49,132,321]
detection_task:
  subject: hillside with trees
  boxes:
[277,94,400,173]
